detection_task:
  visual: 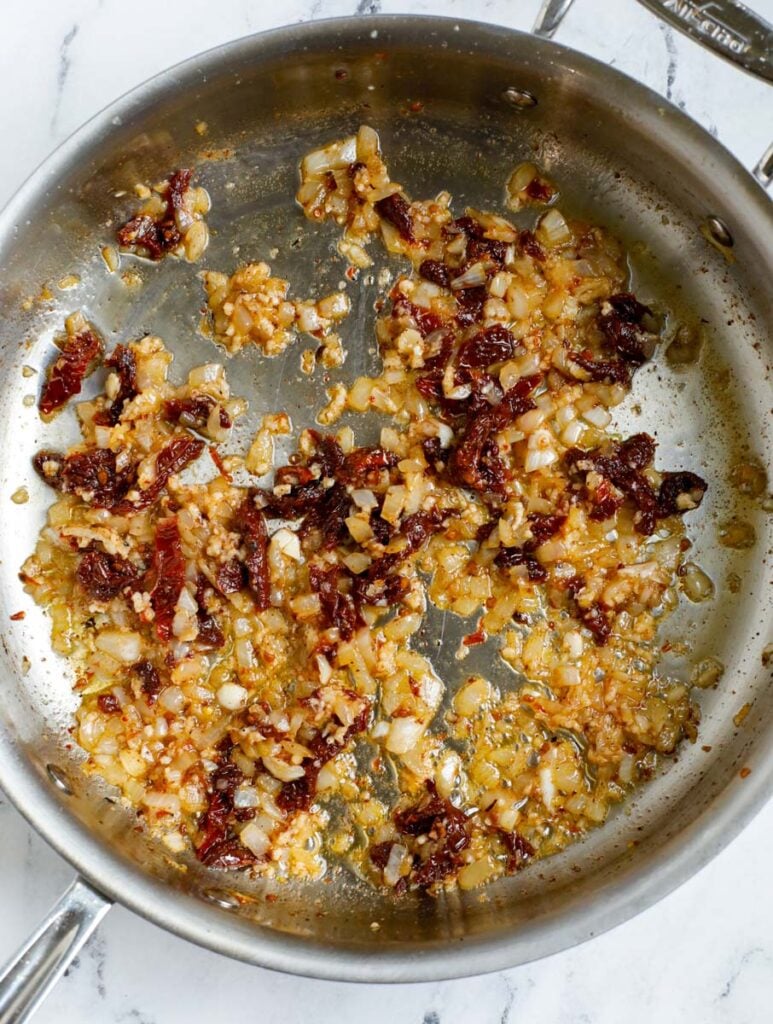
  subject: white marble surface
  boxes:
[1,0,772,1021]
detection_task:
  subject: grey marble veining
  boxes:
[1,0,771,1021]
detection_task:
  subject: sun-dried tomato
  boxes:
[657,471,708,517]
[448,375,540,494]
[276,698,371,814]
[519,230,545,261]
[311,433,346,478]
[338,446,398,486]
[352,509,444,609]
[369,508,394,546]
[457,325,516,369]
[113,435,205,515]
[116,168,192,259]
[116,216,180,260]
[502,831,534,872]
[598,292,654,365]
[197,613,224,649]
[524,178,554,203]
[134,660,162,704]
[61,448,130,508]
[97,693,121,715]
[39,328,103,417]
[32,450,66,489]
[495,547,546,582]
[401,508,446,552]
[568,351,631,387]
[526,513,566,549]
[76,549,141,602]
[235,497,270,610]
[199,837,257,870]
[370,841,395,870]
[452,215,485,239]
[258,479,325,519]
[418,259,451,287]
[163,395,231,432]
[309,564,360,640]
[394,782,470,889]
[421,436,450,469]
[196,758,258,869]
[422,329,454,371]
[94,345,138,426]
[455,285,487,328]
[391,293,446,339]
[215,558,245,595]
[302,482,352,549]
[150,517,186,642]
[374,192,414,241]
[565,434,662,534]
[168,168,193,213]
[580,602,612,645]
[466,236,507,266]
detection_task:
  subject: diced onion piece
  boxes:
[537,209,572,247]
[680,562,715,603]
[270,527,302,562]
[451,261,488,290]
[384,843,409,886]
[240,820,270,858]
[217,682,249,710]
[263,755,306,782]
[302,136,357,175]
[539,766,556,811]
[95,630,142,664]
[385,717,424,754]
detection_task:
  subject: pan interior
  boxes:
[0,18,769,975]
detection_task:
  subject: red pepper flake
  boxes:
[39,328,103,417]
[463,629,486,646]
[9,611,25,621]
[208,445,231,481]
[739,767,752,779]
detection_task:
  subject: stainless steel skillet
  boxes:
[0,3,771,1019]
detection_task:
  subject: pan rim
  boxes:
[0,12,770,983]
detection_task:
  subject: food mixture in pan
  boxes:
[23,126,711,893]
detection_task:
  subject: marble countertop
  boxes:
[1,0,771,1021]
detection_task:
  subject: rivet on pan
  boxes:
[46,763,73,795]
[705,216,734,248]
[502,86,538,109]
[203,889,239,911]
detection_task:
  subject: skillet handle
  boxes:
[0,877,111,1024]
[534,0,773,190]
[636,0,773,84]
[535,0,773,83]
